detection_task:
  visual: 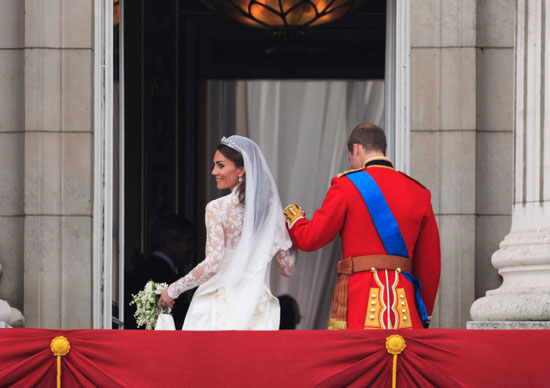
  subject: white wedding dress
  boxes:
[167,136,296,330]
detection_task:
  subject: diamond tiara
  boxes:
[221,136,244,154]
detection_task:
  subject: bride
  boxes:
[158,135,296,330]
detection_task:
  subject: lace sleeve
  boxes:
[275,246,297,278]
[167,201,224,299]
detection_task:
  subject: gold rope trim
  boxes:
[327,318,347,330]
[51,336,70,388]
[386,335,406,388]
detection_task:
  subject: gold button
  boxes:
[402,309,407,314]
[403,317,408,321]
[371,293,377,299]
[370,267,376,272]
[400,294,405,299]
[369,315,375,320]
[370,308,376,313]
[401,301,405,306]
[371,301,376,306]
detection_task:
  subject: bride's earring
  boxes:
[238,175,243,183]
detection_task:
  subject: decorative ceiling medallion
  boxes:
[203,0,371,30]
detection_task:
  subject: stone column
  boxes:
[410,0,477,328]
[23,0,94,329]
[0,0,24,315]
[469,0,550,328]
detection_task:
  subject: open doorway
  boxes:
[120,0,389,329]
[201,79,384,328]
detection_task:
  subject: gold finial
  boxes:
[385,334,406,355]
[51,336,71,357]
[386,335,406,388]
[51,336,71,388]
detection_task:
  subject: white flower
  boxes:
[130,280,171,330]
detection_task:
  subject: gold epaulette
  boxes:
[283,204,304,229]
[336,167,364,178]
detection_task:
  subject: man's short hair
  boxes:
[151,215,193,251]
[347,123,387,155]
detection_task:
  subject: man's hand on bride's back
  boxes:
[158,288,175,309]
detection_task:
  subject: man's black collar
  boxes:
[364,158,394,169]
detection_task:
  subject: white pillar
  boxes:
[469,0,550,327]
[385,0,411,173]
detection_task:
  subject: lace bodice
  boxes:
[167,189,296,299]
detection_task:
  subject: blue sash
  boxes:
[346,171,408,257]
[346,170,429,327]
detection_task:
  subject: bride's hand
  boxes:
[158,288,175,309]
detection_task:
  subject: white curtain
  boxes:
[205,80,385,329]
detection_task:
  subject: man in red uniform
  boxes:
[284,124,440,330]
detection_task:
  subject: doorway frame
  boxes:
[92,0,411,328]
[385,0,410,173]
[93,0,126,329]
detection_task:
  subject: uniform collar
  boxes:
[363,156,394,170]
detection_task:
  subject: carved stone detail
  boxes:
[0,262,25,328]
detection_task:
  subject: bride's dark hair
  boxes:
[217,143,245,204]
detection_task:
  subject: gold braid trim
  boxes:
[336,167,364,178]
[364,287,381,328]
[396,287,412,329]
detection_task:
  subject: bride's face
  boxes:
[212,150,244,191]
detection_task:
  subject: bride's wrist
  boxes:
[167,285,179,299]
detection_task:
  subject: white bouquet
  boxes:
[130,280,171,330]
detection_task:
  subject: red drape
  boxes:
[0,329,548,388]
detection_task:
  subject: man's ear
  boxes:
[352,143,360,156]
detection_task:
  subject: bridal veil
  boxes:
[184,135,292,330]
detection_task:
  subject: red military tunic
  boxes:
[285,157,440,329]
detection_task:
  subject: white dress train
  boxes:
[182,248,280,330]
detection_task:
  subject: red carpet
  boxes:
[0,328,548,387]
